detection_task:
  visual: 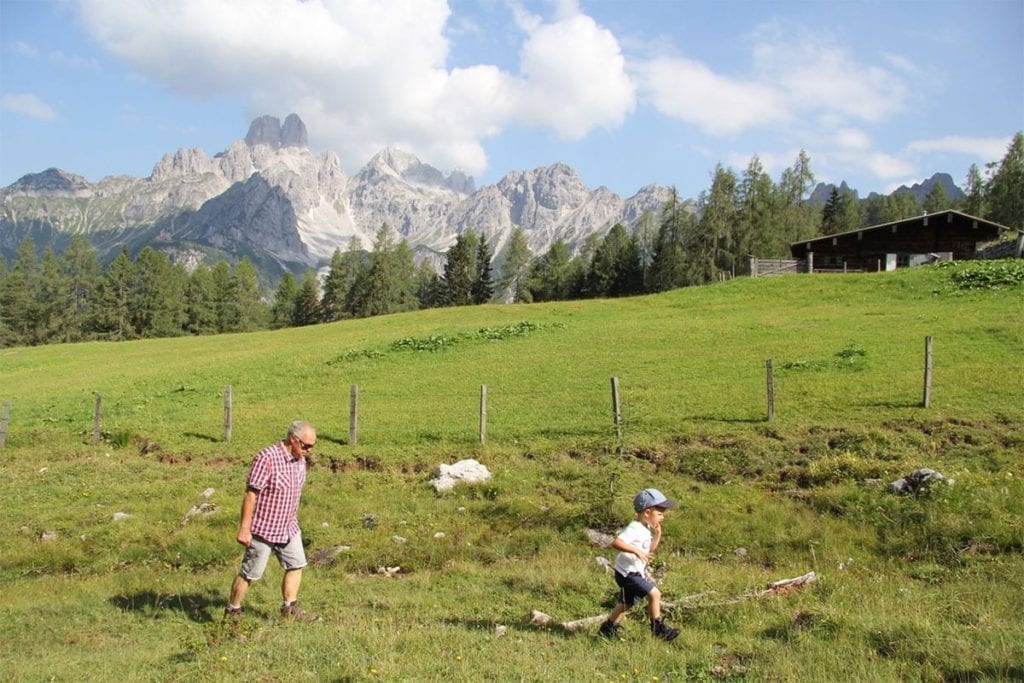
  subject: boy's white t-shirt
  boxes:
[614,519,652,576]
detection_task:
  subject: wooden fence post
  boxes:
[611,376,622,443]
[0,401,10,448]
[349,384,359,446]
[479,384,487,445]
[92,393,102,445]
[766,360,775,422]
[922,336,933,408]
[223,385,233,442]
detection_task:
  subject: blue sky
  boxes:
[1,0,1021,199]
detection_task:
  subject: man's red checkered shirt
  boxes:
[247,441,307,544]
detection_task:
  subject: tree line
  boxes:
[1,134,1020,348]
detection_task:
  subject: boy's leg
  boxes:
[647,587,680,641]
[646,586,662,621]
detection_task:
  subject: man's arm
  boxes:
[236,487,258,546]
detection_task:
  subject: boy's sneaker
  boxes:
[651,618,679,642]
[223,605,243,620]
[281,601,320,622]
[598,620,622,639]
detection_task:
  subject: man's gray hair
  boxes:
[287,420,313,439]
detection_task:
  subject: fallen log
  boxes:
[529,571,818,632]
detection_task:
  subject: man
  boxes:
[225,420,319,622]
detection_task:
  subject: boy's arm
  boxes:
[649,524,662,554]
[612,536,652,564]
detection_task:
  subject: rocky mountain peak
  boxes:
[9,168,91,196]
[244,113,308,149]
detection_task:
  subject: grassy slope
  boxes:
[0,264,1022,681]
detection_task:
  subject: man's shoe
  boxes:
[651,618,679,641]
[281,602,320,622]
[598,620,622,639]
[223,605,243,620]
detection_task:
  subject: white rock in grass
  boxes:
[112,512,132,522]
[41,531,58,542]
[430,459,492,492]
[495,624,507,637]
[202,487,215,499]
[585,528,614,548]
[392,535,408,544]
[433,532,446,539]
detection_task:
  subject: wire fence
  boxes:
[7,335,1007,453]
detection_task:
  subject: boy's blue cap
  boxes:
[633,488,677,513]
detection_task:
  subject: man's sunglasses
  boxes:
[294,437,315,451]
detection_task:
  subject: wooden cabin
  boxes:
[789,210,1019,273]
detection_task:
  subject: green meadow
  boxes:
[1,261,1022,681]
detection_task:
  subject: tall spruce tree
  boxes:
[471,236,494,304]
[687,165,738,285]
[649,188,691,292]
[442,232,474,306]
[292,269,322,326]
[961,164,986,217]
[0,238,40,345]
[320,248,351,322]
[210,261,235,332]
[498,227,533,303]
[60,235,100,342]
[131,247,185,338]
[94,248,135,341]
[270,271,298,328]
[529,238,573,301]
[35,248,70,344]
[985,131,1024,228]
[184,265,219,335]
[232,258,266,331]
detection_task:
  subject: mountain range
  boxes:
[0,113,964,283]
[0,113,672,280]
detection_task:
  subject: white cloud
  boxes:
[750,23,907,124]
[0,93,58,121]
[864,151,915,180]
[836,128,871,150]
[637,56,788,136]
[12,42,39,59]
[907,135,1010,162]
[75,0,634,177]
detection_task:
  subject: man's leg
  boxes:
[282,567,302,603]
[229,574,251,606]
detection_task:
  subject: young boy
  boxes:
[598,488,680,641]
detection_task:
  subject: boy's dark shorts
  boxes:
[614,571,655,606]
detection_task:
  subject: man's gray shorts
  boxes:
[239,533,307,581]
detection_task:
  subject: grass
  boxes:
[1,261,1022,681]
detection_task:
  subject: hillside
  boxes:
[1,264,1022,680]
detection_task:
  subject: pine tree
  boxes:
[985,131,1024,228]
[35,248,70,344]
[881,190,921,223]
[93,249,135,341]
[961,164,986,217]
[232,258,266,331]
[184,265,218,335]
[352,224,405,317]
[270,271,298,328]
[415,260,445,308]
[442,232,474,306]
[60,235,100,342]
[320,248,350,322]
[687,165,738,285]
[736,156,782,265]
[471,236,494,304]
[131,247,185,338]
[649,188,692,292]
[922,183,951,214]
[529,239,573,301]
[0,238,40,345]
[210,261,235,333]
[498,227,533,303]
[292,269,322,326]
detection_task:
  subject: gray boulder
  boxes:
[887,468,946,495]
